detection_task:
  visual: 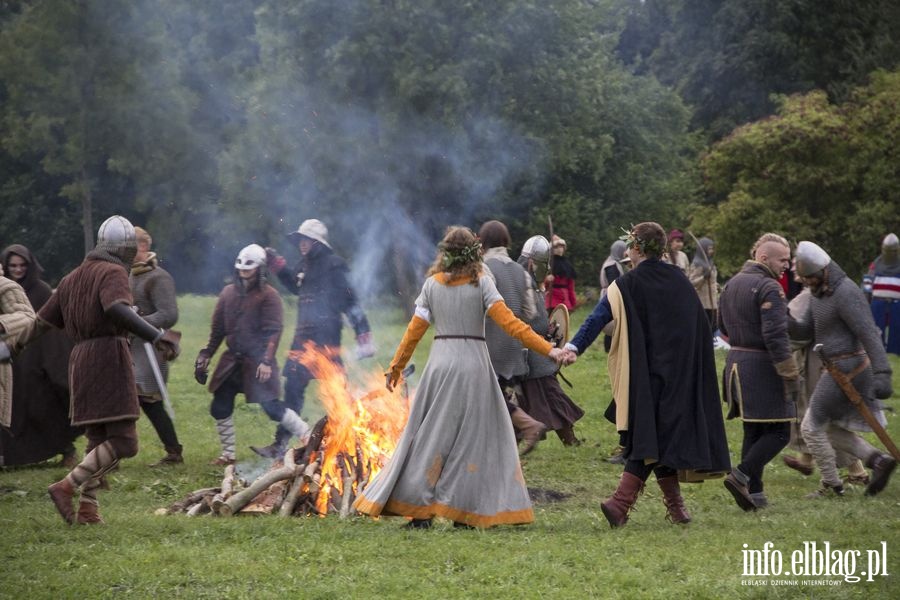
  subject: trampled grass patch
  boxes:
[1,296,897,598]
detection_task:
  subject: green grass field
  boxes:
[1,295,898,599]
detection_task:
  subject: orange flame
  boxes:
[290,343,410,514]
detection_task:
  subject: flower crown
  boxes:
[439,240,482,269]
[619,225,664,257]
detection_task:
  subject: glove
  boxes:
[783,377,803,403]
[0,341,11,363]
[265,247,286,274]
[154,329,181,362]
[194,351,210,385]
[356,331,375,359]
[873,372,893,400]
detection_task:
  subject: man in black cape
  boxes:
[564,222,730,527]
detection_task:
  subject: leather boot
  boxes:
[723,471,757,512]
[865,453,897,497]
[510,408,546,456]
[251,426,291,459]
[150,445,184,467]
[782,454,814,476]
[47,478,76,525]
[60,450,79,469]
[600,472,644,528]
[556,426,581,447]
[76,502,104,525]
[606,445,626,464]
[656,475,691,524]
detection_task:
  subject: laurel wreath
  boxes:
[619,225,664,257]
[439,240,483,269]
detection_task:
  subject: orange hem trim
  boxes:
[353,494,534,529]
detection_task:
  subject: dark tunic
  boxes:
[202,277,283,403]
[570,258,730,472]
[276,243,369,349]
[37,256,139,426]
[0,265,79,465]
[718,261,796,422]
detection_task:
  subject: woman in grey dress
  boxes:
[354,226,566,529]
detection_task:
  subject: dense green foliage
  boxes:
[1,0,898,289]
[618,0,900,138]
[693,71,900,277]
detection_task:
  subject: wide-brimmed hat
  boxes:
[287,219,331,248]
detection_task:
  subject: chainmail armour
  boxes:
[791,261,890,431]
[484,256,529,380]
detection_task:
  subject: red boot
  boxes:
[600,472,644,528]
[47,478,76,524]
[657,475,691,524]
[76,502,105,525]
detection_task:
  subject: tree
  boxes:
[618,0,900,139]
[693,70,900,278]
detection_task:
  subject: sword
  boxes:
[814,344,899,460]
[144,341,175,420]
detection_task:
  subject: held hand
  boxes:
[548,347,566,365]
[562,349,578,365]
[256,362,272,383]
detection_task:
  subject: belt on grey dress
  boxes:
[434,335,486,341]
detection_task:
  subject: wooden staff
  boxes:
[814,344,900,460]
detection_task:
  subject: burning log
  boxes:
[219,464,299,517]
[301,417,328,463]
[339,474,354,519]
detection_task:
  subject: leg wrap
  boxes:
[280,409,310,440]
[67,441,119,489]
[215,417,236,459]
[800,409,843,488]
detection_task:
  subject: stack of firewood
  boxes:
[159,417,375,518]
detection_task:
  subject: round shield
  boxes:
[547,304,570,349]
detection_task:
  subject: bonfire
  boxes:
[160,344,411,518]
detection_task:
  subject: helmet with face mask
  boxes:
[96,215,138,265]
[519,235,551,282]
[235,244,267,271]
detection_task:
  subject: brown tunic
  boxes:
[38,257,138,426]
[202,280,282,403]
